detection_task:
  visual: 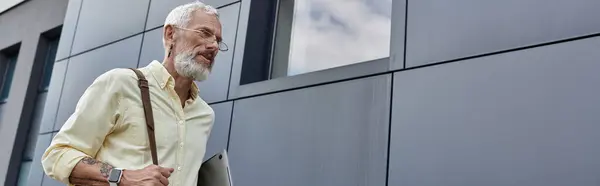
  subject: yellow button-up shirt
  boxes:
[42,61,215,186]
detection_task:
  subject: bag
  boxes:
[129,68,159,165]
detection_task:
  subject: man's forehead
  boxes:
[188,16,221,35]
[190,10,220,26]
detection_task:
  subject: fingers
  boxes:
[151,169,169,186]
[152,179,166,186]
[159,175,169,186]
[158,167,173,178]
[145,165,173,186]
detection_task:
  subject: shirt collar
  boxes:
[147,60,199,101]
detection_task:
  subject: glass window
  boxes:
[1,54,18,102]
[0,103,4,125]
[16,161,31,186]
[40,39,59,91]
[270,0,392,78]
[16,38,60,186]
[22,92,47,161]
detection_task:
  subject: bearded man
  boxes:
[41,1,225,186]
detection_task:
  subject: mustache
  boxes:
[197,54,214,70]
[186,53,214,72]
[178,51,214,69]
[198,51,216,62]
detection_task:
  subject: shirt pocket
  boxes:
[118,104,150,148]
[121,94,180,160]
[152,107,180,151]
[139,95,180,152]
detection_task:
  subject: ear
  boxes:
[163,24,176,45]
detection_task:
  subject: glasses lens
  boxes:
[219,42,229,51]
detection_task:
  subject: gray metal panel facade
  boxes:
[405,0,600,68]
[204,101,233,160]
[138,28,164,68]
[1,0,600,186]
[39,133,63,186]
[0,0,68,184]
[228,75,391,186]
[145,0,238,30]
[69,0,149,55]
[390,36,600,186]
[26,133,52,186]
[54,0,82,60]
[38,60,67,133]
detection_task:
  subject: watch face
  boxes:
[108,169,121,182]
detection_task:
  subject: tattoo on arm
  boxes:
[100,161,113,178]
[81,157,98,165]
[69,157,115,185]
[81,157,114,178]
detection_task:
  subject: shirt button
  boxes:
[178,120,183,125]
[177,166,182,171]
[179,142,184,147]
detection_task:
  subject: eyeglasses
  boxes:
[173,26,228,52]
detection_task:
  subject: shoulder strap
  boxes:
[129,68,159,165]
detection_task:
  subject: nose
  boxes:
[205,40,218,52]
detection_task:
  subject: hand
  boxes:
[118,164,174,186]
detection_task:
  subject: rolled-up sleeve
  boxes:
[41,69,125,184]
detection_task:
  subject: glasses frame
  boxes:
[173,26,229,52]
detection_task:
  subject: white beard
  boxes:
[173,49,211,82]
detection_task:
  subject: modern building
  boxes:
[1,0,600,185]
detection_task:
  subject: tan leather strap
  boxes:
[129,68,159,165]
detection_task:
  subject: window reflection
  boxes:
[1,54,18,102]
[40,39,59,91]
[271,0,392,77]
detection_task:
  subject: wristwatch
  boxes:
[107,168,123,186]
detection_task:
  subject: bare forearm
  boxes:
[68,157,114,186]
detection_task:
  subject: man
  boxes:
[41,1,225,185]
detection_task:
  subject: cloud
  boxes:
[282,0,392,76]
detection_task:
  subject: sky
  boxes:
[284,0,392,76]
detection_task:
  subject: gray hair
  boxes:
[163,1,219,46]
